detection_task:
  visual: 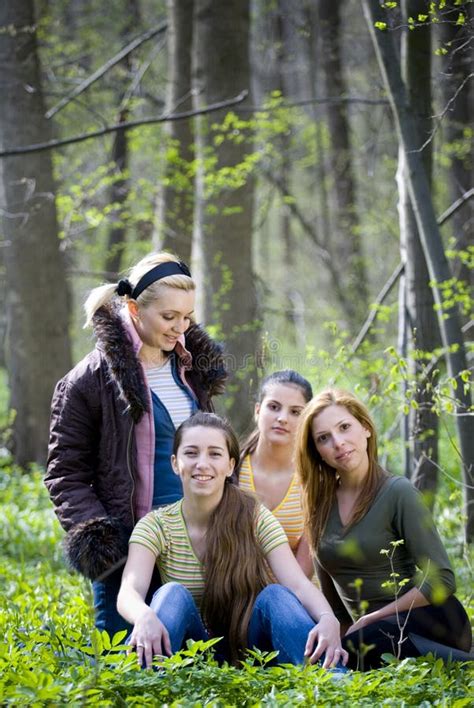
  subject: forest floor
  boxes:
[1,464,473,706]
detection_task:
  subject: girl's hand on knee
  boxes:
[304,615,348,669]
[128,606,172,669]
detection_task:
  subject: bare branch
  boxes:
[412,72,474,155]
[120,36,167,111]
[2,91,389,159]
[67,268,120,280]
[240,95,389,113]
[45,22,168,119]
[350,188,474,353]
[427,455,474,491]
[262,169,358,321]
[433,72,474,121]
[437,187,474,226]
[0,91,249,158]
[351,261,405,354]
[261,169,329,259]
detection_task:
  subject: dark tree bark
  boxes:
[272,3,300,346]
[397,0,440,496]
[318,0,369,329]
[105,0,141,276]
[193,0,258,432]
[0,0,72,466]
[439,2,473,290]
[105,107,130,277]
[155,0,195,263]
[305,0,332,259]
[362,0,474,542]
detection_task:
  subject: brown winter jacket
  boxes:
[45,303,227,581]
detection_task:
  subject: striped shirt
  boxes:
[238,455,304,552]
[145,357,192,429]
[129,498,288,607]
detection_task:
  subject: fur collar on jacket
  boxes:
[92,303,227,422]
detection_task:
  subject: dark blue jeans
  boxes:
[343,594,471,669]
[150,582,347,668]
[93,565,162,638]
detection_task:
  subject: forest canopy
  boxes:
[0,1,472,531]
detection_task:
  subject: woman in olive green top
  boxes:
[296,388,471,669]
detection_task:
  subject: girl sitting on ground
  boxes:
[117,412,348,669]
[295,388,472,669]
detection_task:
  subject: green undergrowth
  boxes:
[1,464,473,706]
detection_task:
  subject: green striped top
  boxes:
[129,498,288,607]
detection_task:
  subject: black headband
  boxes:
[116,260,192,300]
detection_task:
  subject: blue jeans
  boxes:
[248,584,319,664]
[150,582,209,653]
[93,566,132,638]
[150,582,347,668]
[93,565,162,638]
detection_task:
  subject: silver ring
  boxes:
[137,644,145,648]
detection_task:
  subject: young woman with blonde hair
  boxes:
[45,252,226,637]
[117,412,348,669]
[295,388,471,669]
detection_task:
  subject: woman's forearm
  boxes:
[116,544,157,623]
[117,584,153,625]
[117,576,172,665]
[368,587,429,622]
[292,575,337,621]
[346,587,430,636]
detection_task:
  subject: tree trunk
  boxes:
[273,4,299,346]
[0,0,72,466]
[105,0,141,276]
[193,0,258,433]
[362,0,474,542]
[397,272,411,477]
[397,1,440,498]
[305,0,332,258]
[439,3,473,290]
[154,0,195,263]
[105,107,130,277]
[318,0,369,329]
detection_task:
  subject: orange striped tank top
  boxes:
[238,455,304,552]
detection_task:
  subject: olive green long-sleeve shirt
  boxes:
[317,476,455,621]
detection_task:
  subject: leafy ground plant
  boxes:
[0,464,472,706]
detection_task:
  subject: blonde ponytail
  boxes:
[83,283,118,328]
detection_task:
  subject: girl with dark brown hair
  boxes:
[296,388,472,669]
[238,370,314,576]
[117,412,348,669]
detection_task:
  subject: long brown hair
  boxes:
[173,412,272,663]
[237,369,313,473]
[295,389,388,554]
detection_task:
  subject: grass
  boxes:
[0,463,472,706]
